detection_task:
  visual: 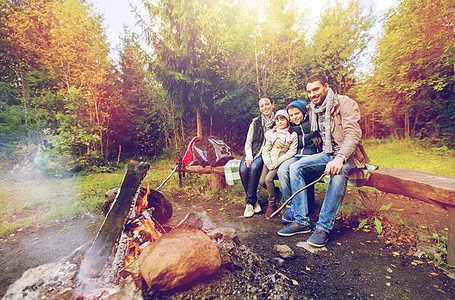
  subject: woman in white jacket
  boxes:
[260,110,298,218]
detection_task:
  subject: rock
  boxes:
[414,243,439,258]
[273,257,285,266]
[273,244,295,259]
[417,232,432,243]
[139,227,221,291]
[107,276,143,300]
[296,241,328,253]
[175,211,216,232]
[2,262,78,300]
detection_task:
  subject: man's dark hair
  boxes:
[306,74,328,86]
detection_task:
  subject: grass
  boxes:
[0,138,454,239]
[363,138,455,177]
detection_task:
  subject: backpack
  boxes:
[179,136,201,166]
[192,137,234,167]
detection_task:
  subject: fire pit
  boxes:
[2,161,236,299]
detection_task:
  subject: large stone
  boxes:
[139,227,221,291]
[2,262,78,300]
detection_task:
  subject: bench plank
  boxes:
[183,165,225,175]
[365,168,455,207]
[365,167,455,266]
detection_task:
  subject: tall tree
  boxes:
[0,0,114,159]
[141,0,211,139]
[364,0,454,143]
[309,0,374,94]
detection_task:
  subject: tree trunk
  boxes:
[404,113,410,139]
[372,111,375,139]
[196,103,202,138]
[254,36,260,97]
[411,112,419,138]
[210,115,213,137]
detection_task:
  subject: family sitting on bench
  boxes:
[239,73,370,248]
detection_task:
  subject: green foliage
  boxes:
[1,0,454,162]
[309,0,374,94]
[425,233,455,276]
[431,233,448,257]
[359,0,455,145]
[356,190,403,234]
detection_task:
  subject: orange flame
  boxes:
[125,183,161,266]
[135,184,151,215]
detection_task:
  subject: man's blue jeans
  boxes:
[290,153,356,232]
[277,156,315,211]
[239,155,264,205]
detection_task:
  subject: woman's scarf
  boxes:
[276,127,292,144]
[261,112,275,132]
[310,87,335,154]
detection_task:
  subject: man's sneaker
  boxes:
[277,221,311,236]
[307,228,329,247]
[244,204,254,217]
[254,202,262,213]
[281,207,294,224]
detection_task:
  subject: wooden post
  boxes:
[79,161,150,278]
[448,206,455,266]
[209,173,226,190]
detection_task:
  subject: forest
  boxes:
[0,0,454,173]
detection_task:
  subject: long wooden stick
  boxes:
[155,164,179,191]
[269,173,326,219]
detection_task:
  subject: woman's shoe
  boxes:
[265,205,276,219]
[244,204,254,217]
[254,202,262,213]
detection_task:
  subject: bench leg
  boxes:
[209,173,226,190]
[448,206,455,266]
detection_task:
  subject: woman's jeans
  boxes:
[239,155,264,205]
[289,153,356,232]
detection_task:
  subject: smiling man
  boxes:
[277,73,369,247]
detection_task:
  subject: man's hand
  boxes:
[245,159,253,168]
[324,156,344,175]
[273,138,286,149]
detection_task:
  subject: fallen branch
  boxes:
[269,173,326,219]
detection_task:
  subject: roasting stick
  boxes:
[155,164,179,191]
[269,173,326,219]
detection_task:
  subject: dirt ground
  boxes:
[1,184,454,299]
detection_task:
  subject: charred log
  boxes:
[79,161,150,278]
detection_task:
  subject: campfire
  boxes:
[116,184,164,270]
[3,161,223,299]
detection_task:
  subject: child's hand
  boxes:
[273,138,286,148]
[269,164,276,170]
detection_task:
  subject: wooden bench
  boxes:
[177,164,455,266]
[177,165,226,190]
[364,168,455,266]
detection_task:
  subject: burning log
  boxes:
[79,161,150,278]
